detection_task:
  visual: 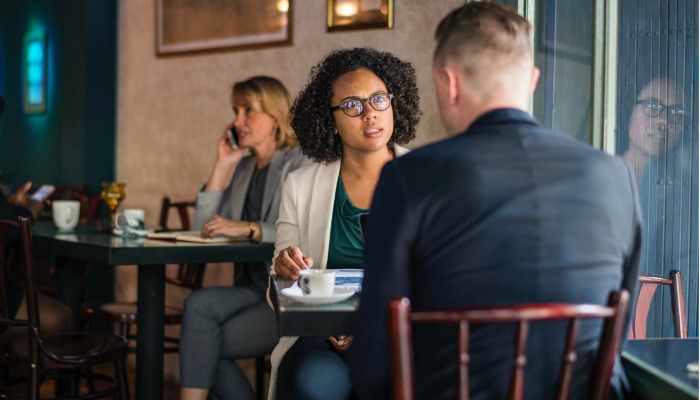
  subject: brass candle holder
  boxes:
[100,182,126,229]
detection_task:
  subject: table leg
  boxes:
[53,256,85,329]
[136,264,165,400]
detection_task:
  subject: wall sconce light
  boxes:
[24,33,47,114]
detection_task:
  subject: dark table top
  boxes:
[270,273,360,337]
[32,222,275,265]
[622,338,699,400]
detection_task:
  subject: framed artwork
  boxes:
[24,33,47,114]
[327,0,394,31]
[157,0,292,55]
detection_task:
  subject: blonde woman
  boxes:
[180,76,309,400]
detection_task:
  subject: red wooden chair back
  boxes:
[158,196,195,232]
[388,290,629,400]
[629,270,686,339]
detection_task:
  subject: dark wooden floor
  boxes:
[31,357,261,399]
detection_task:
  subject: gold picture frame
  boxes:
[157,0,292,55]
[327,0,394,32]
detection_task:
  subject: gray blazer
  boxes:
[194,147,310,243]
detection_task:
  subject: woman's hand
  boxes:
[204,124,249,192]
[329,336,353,353]
[215,124,246,168]
[200,215,247,239]
[273,246,313,279]
[8,181,33,206]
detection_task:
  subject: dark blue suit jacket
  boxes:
[348,109,642,400]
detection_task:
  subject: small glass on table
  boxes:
[100,182,126,230]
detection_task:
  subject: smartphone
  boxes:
[30,184,55,202]
[228,127,239,149]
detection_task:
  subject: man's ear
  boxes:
[529,67,540,94]
[442,67,461,106]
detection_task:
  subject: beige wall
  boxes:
[117,0,463,223]
[116,0,464,382]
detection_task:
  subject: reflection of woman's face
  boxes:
[628,78,682,157]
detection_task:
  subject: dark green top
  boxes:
[327,176,368,269]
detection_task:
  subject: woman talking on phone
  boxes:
[180,76,309,400]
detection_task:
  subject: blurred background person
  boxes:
[180,76,309,400]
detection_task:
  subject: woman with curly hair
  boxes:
[267,47,421,399]
[180,76,310,400]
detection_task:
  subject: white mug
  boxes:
[52,200,81,230]
[115,208,146,237]
[298,269,337,296]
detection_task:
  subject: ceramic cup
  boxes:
[115,208,146,238]
[52,200,81,230]
[298,269,337,296]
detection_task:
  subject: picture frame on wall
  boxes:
[157,0,292,55]
[327,0,394,31]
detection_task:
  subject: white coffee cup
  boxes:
[115,208,146,237]
[52,200,81,230]
[298,269,337,296]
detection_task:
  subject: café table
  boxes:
[622,338,699,400]
[32,222,274,400]
[269,273,360,336]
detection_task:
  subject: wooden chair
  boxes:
[388,290,629,400]
[0,217,129,399]
[158,196,195,231]
[628,270,687,339]
[80,197,205,353]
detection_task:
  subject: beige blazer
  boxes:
[267,145,410,399]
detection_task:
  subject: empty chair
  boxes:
[388,290,629,400]
[158,196,195,231]
[80,196,205,353]
[0,216,129,399]
[629,270,687,339]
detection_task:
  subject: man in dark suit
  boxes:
[347,3,641,399]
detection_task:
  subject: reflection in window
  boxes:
[616,0,697,337]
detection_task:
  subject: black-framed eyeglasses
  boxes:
[635,99,684,124]
[330,92,394,117]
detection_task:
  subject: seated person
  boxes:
[1,92,72,337]
[179,76,310,400]
[1,183,73,339]
[269,47,421,400]
[348,3,642,400]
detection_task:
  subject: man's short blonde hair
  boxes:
[434,2,533,82]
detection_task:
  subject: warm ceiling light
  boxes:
[277,0,289,13]
[336,0,358,17]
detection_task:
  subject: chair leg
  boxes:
[116,355,130,400]
[255,356,265,400]
[86,365,97,394]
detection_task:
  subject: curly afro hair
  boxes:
[290,47,421,163]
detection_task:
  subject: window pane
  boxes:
[616,0,698,337]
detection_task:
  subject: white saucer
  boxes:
[112,228,151,237]
[280,287,355,305]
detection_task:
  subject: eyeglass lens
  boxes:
[337,93,393,117]
[637,99,684,124]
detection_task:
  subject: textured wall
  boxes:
[117,0,463,224]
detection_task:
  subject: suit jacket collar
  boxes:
[465,108,539,134]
